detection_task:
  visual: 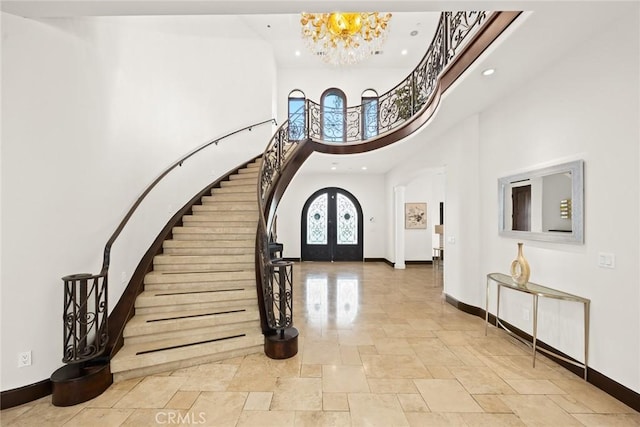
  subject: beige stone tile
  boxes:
[504,378,566,394]
[499,394,582,426]
[460,413,526,426]
[63,408,134,426]
[322,365,370,393]
[243,392,272,410]
[300,364,322,378]
[338,330,375,346]
[414,379,483,412]
[188,391,247,427]
[0,403,35,424]
[294,411,352,426]
[546,394,594,413]
[165,390,200,409]
[426,365,455,379]
[323,392,350,411]
[270,377,322,411]
[340,345,363,364]
[405,412,468,427]
[361,354,431,379]
[3,402,83,426]
[179,375,232,392]
[110,377,143,391]
[572,413,640,426]
[358,345,378,355]
[435,330,474,346]
[411,342,465,367]
[83,387,130,408]
[450,366,516,395]
[406,318,443,331]
[374,337,416,355]
[226,374,277,392]
[302,340,341,365]
[551,378,637,413]
[236,410,295,426]
[114,376,186,409]
[348,393,409,427]
[120,409,190,426]
[473,394,514,413]
[367,378,418,393]
[397,393,429,412]
[448,345,486,366]
[171,362,238,380]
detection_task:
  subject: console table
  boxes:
[485,272,590,380]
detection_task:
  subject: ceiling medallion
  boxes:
[301,12,392,65]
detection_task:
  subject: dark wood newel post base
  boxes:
[50,362,112,407]
[264,327,299,359]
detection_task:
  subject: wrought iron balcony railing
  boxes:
[256,11,497,336]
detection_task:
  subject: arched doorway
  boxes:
[301,188,363,261]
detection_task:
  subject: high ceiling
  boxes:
[2,1,633,174]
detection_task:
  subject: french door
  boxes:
[301,188,363,261]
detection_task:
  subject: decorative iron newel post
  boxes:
[61,273,108,363]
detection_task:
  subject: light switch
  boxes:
[447,236,456,244]
[597,253,615,269]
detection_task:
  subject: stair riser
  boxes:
[192,204,256,212]
[145,279,255,292]
[163,240,254,249]
[162,248,253,256]
[171,234,255,241]
[220,180,256,188]
[154,254,254,265]
[213,186,256,194]
[202,194,255,202]
[144,271,253,285]
[135,299,259,315]
[173,227,256,234]
[135,291,257,308]
[153,263,254,272]
[124,313,260,339]
[182,221,257,228]
[124,320,261,345]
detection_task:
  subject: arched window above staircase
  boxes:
[288,89,306,141]
[321,88,346,142]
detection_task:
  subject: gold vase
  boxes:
[510,242,531,286]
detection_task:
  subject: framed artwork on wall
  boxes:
[405,202,427,229]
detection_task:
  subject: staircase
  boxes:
[110,159,264,381]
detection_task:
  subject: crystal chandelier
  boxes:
[301,12,392,65]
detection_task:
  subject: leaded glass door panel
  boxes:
[301,188,363,261]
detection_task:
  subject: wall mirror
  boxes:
[498,160,584,244]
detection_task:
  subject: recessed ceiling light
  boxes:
[410,30,419,36]
[482,68,495,76]
[295,50,301,57]
[401,49,408,56]
[361,166,368,170]
[331,166,337,170]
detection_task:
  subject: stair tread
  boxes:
[111,332,264,372]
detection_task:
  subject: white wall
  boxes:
[1,13,277,391]
[384,7,639,394]
[275,170,387,259]
[478,11,639,392]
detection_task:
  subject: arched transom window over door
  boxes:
[301,188,363,261]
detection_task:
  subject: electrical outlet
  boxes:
[120,271,127,285]
[18,351,32,368]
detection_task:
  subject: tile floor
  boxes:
[2,262,639,426]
